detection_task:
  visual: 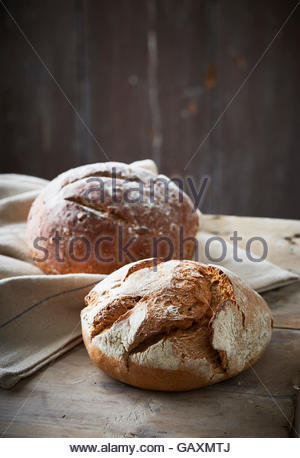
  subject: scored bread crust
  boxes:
[81,259,273,391]
[26,162,199,275]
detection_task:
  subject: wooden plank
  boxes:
[214,0,300,218]
[0,0,79,179]
[0,390,294,438]
[84,0,150,165]
[154,0,218,214]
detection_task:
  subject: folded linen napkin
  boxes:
[0,162,298,388]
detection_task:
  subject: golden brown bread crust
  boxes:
[26,162,199,274]
[81,259,273,391]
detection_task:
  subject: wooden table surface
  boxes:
[1,215,300,438]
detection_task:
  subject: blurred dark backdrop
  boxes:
[0,0,299,218]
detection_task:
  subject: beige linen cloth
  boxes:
[0,161,298,389]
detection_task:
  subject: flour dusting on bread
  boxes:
[81,259,272,391]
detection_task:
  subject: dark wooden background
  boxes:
[1,0,299,218]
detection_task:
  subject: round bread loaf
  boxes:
[27,162,199,274]
[81,259,273,391]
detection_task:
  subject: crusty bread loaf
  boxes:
[26,162,199,274]
[81,259,273,391]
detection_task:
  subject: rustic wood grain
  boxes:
[1,1,300,218]
[84,0,150,165]
[0,0,81,179]
[214,0,300,218]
